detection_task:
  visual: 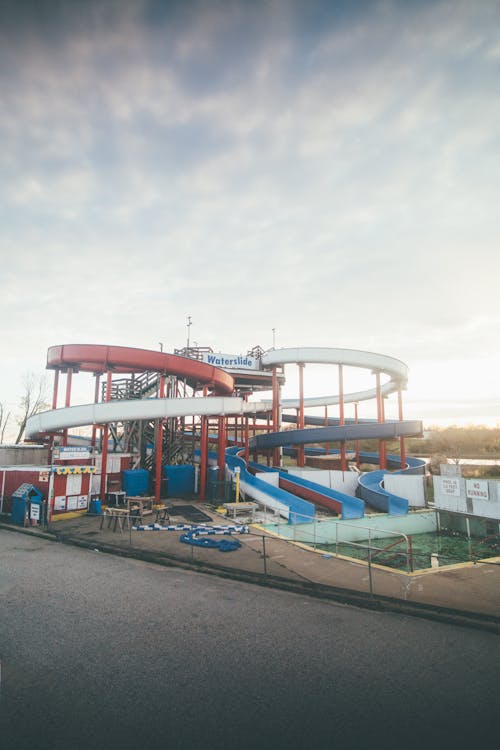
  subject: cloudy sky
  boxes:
[1,0,499,438]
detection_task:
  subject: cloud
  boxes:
[0,0,499,426]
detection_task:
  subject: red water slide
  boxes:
[46,344,234,395]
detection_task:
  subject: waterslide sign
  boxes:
[201,352,259,371]
[465,479,489,501]
[54,446,91,460]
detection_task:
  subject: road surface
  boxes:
[0,530,498,749]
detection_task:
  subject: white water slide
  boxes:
[26,346,407,438]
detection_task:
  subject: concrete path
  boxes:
[3,501,499,630]
[3,531,499,750]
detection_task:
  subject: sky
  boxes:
[1,0,500,439]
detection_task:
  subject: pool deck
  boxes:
[2,502,499,632]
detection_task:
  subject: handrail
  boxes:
[264,511,414,573]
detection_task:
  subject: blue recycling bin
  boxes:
[88,498,102,515]
[11,483,44,525]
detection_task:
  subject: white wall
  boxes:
[256,472,280,487]
[433,476,500,520]
[287,468,358,495]
[383,474,425,507]
[273,511,437,544]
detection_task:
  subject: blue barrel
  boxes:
[122,469,149,496]
[207,466,219,501]
[163,465,195,496]
[89,499,102,515]
[11,496,27,525]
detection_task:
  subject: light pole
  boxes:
[159,342,163,352]
[186,316,192,350]
[272,328,276,349]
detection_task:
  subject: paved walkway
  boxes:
[3,501,499,630]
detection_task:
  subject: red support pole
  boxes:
[100,371,112,502]
[272,367,278,433]
[381,388,387,468]
[199,386,208,501]
[217,416,226,482]
[244,417,249,464]
[324,405,329,456]
[62,368,73,447]
[354,402,360,466]
[52,370,59,410]
[398,386,406,469]
[48,370,60,462]
[297,363,305,467]
[64,368,73,407]
[155,375,166,503]
[91,373,101,449]
[339,364,346,471]
[376,372,386,470]
[273,379,282,467]
[266,413,271,466]
[272,367,280,467]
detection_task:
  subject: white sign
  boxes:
[201,352,259,370]
[30,503,40,520]
[57,446,91,460]
[466,479,489,501]
[54,496,66,511]
[38,470,49,482]
[77,495,88,509]
[67,496,78,511]
[440,477,461,497]
[440,463,461,477]
[66,473,82,496]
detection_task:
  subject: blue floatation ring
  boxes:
[180,530,242,552]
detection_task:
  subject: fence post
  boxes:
[368,547,373,596]
[407,534,414,573]
[262,535,268,576]
[368,529,373,596]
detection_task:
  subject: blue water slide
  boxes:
[249,420,422,451]
[225,447,315,524]
[357,453,427,514]
[248,461,364,520]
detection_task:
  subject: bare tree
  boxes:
[0,402,11,443]
[15,373,49,444]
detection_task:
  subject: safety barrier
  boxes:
[133,523,249,534]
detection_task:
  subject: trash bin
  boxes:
[89,498,102,515]
[11,483,44,526]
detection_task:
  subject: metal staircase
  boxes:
[98,371,197,469]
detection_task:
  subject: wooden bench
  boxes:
[127,496,154,524]
[99,507,130,533]
[222,502,258,519]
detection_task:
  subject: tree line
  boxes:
[0,373,48,444]
[356,425,500,460]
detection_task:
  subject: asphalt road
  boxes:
[1,530,499,750]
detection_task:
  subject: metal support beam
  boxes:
[100,371,112,502]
